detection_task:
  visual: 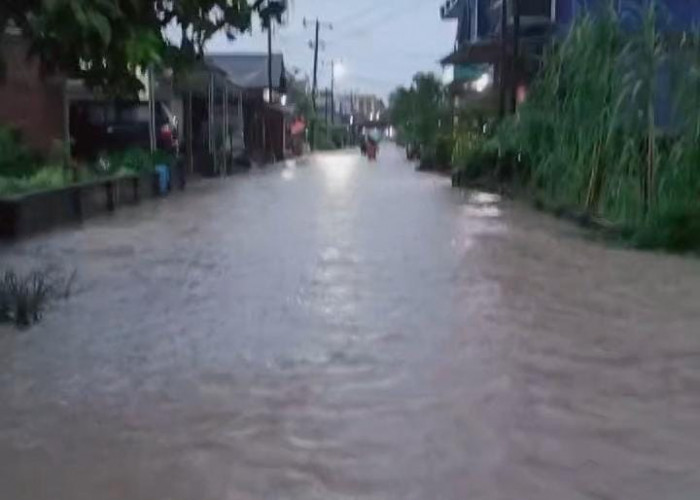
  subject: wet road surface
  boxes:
[2,146,700,499]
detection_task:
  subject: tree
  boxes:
[412,73,446,149]
[389,86,417,143]
[389,72,447,148]
[0,0,287,94]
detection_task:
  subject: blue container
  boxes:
[155,164,170,195]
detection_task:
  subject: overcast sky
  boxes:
[206,0,457,100]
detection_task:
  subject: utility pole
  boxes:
[266,6,273,159]
[322,59,340,124]
[330,60,337,125]
[349,90,355,144]
[312,20,320,111]
[304,18,332,111]
[304,17,332,150]
[511,0,521,113]
[268,16,273,104]
[498,0,508,119]
[147,66,156,153]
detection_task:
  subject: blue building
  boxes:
[443,0,700,47]
[441,0,700,111]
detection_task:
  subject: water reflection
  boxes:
[468,192,501,204]
[281,160,297,181]
[1,147,699,500]
[320,154,355,193]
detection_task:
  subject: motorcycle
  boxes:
[366,142,378,161]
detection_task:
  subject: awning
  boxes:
[441,39,505,66]
[441,27,556,66]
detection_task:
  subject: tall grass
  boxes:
[0,268,74,328]
[494,1,700,251]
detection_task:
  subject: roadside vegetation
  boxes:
[1,1,287,95]
[0,128,173,197]
[0,267,75,328]
[389,73,453,170]
[391,3,700,254]
[494,4,700,252]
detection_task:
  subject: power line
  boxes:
[348,74,403,86]
[274,1,402,45]
[328,0,426,40]
[330,1,384,30]
[323,38,444,61]
[330,0,415,37]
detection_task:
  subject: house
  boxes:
[440,0,700,113]
[176,61,247,176]
[1,32,292,171]
[0,31,248,178]
[207,53,290,162]
[0,33,66,155]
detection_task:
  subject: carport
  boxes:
[176,63,246,177]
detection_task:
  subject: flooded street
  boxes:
[2,146,700,500]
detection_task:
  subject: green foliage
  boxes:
[1,1,287,94]
[452,131,498,181]
[289,80,313,121]
[489,1,700,252]
[116,149,152,173]
[389,73,450,151]
[0,167,69,196]
[435,135,455,169]
[0,151,161,195]
[629,205,700,252]
[0,127,40,178]
[312,121,348,151]
[95,148,168,176]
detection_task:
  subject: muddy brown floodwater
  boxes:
[1,146,700,500]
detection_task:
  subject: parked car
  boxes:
[70,100,179,161]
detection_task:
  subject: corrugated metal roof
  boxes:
[206,53,285,90]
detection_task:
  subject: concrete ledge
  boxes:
[0,173,156,240]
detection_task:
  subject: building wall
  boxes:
[454,0,700,46]
[0,36,65,156]
[561,0,700,30]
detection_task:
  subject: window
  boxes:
[518,0,553,18]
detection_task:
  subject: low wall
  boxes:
[0,173,161,239]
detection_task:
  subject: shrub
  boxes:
[418,145,436,170]
[629,205,700,253]
[313,122,347,151]
[0,167,69,196]
[98,148,153,175]
[0,127,40,178]
[451,131,500,181]
[435,135,455,170]
[28,167,69,190]
[489,2,700,252]
[0,268,74,328]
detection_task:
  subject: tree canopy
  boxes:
[0,0,287,94]
[389,72,447,147]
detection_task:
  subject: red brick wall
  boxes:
[0,36,65,156]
